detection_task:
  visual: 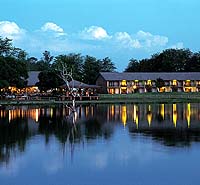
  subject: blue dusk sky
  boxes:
[0,0,200,71]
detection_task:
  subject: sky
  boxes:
[0,0,200,71]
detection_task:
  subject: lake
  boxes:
[0,103,200,185]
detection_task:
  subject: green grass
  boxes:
[98,92,200,103]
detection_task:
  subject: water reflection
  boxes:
[0,103,200,165]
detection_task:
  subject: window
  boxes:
[134,80,139,86]
[109,88,115,94]
[147,80,152,85]
[172,80,177,86]
[121,80,127,87]
[185,80,191,87]
[109,81,114,86]
[114,81,119,86]
[109,81,119,87]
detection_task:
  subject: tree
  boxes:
[82,55,101,84]
[53,53,83,81]
[36,70,63,92]
[0,37,28,89]
[55,62,78,111]
[139,59,153,72]
[0,37,27,59]
[43,50,53,64]
[0,37,13,56]
[0,56,28,88]
[156,49,192,72]
[100,57,116,72]
[124,59,140,72]
[124,48,195,72]
[0,80,9,90]
[185,52,200,72]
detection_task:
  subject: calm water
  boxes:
[0,103,200,185]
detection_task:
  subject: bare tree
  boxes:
[56,62,77,112]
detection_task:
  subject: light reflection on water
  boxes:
[0,103,200,185]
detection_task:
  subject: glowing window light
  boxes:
[109,88,114,94]
[172,80,177,86]
[173,104,177,128]
[50,108,53,118]
[35,109,39,122]
[133,105,139,129]
[187,103,191,128]
[121,105,127,127]
[9,110,11,123]
[121,80,127,86]
[160,104,165,120]
[111,105,115,117]
[85,106,89,117]
[147,105,152,127]
[0,110,4,118]
[147,80,152,85]
[91,106,94,117]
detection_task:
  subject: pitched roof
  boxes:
[69,80,89,88]
[27,71,40,86]
[99,72,200,81]
[61,80,100,88]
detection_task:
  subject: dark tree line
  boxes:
[0,37,116,92]
[0,37,28,89]
[2,36,200,93]
[34,54,116,91]
[125,49,200,72]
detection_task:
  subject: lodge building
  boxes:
[96,72,200,94]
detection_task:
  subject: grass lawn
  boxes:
[99,92,200,103]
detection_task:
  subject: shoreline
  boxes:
[1,92,200,105]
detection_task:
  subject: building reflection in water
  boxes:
[133,105,139,129]
[0,103,199,130]
[6,108,40,123]
[1,103,200,166]
[173,104,177,127]
[105,103,199,129]
[160,104,165,120]
[187,103,191,128]
[121,105,127,127]
[35,108,39,122]
[146,105,152,127]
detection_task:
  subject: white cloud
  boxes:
[41,22,65,37]
[136,30,169,47]
[115,32,141,48]
[0,21,25,40]
[114,30,168,49]
[80,26,111,40]
[171,42,184,49]
[0,20,183,70]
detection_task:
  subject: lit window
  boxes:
[109,88,115,94]
[121,80,127,86]
[134,80,139,85]
[172,80,177,86]
[185,80,191,86]
[147,80,152,85]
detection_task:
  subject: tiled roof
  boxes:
[99,72,200,81]
[27,71,40,86]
